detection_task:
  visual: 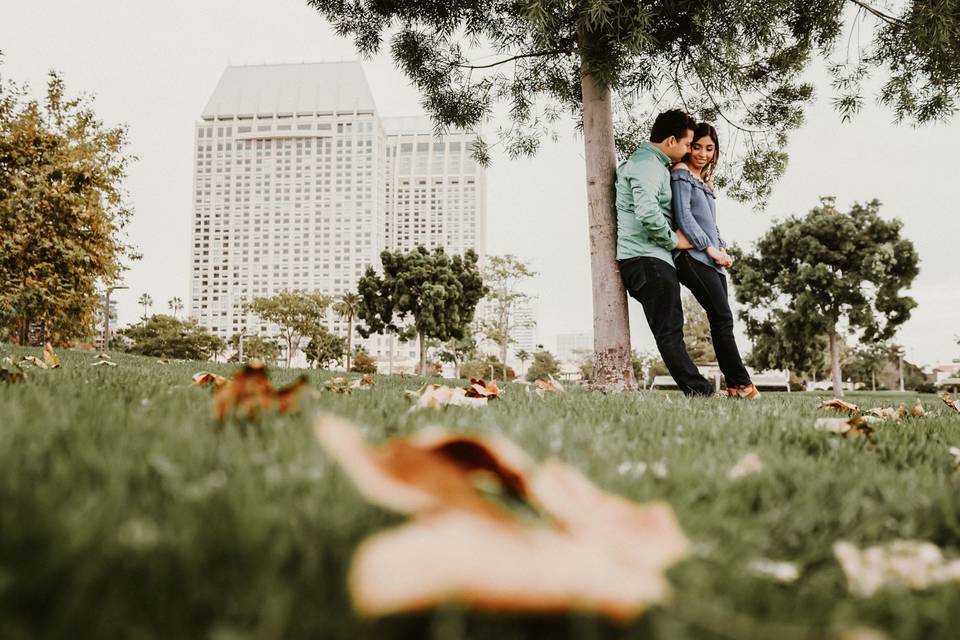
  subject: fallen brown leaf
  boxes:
[814,415,876,441]
[192,371,226,389]
[18,355,48,369]
[43,343,61,368]
[834,540,960,597]
[465,378,500,399]
[213,361,307,421]
[315,415,688,621]
[910,398,927,418]
[818,398,860,414]
[943,393,960,414]
[407,383,488,409]
[534,374,564,396]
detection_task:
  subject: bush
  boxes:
[350,351,378,374]
[459,360,515,381]
[525,351,560,382]
[914,382,938,394]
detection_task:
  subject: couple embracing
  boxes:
[615,109,759,399]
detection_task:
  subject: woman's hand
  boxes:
[674,229,694,250]
[706,246,733,268]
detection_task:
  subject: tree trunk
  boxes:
[418,333,426,376]
[286,334,294,369]
[346,315,353,371]
[579,58,636,392]
[871,370,876,392]
[829,331,842,396]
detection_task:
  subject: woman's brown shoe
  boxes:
[729,384,761,399]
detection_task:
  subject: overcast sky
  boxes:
[3,0,958,367]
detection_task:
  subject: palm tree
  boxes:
[333,292,362,371]
[168,296,183,319]
[516,349,531,377]
[137,293,153,321]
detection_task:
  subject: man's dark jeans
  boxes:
[618,256,713,397]
[675,252,752,388]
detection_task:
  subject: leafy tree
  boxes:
[459,358,516,381]
[357,247,485,375]
[437,335,479,377]
[227,333,281,366]
[477,255,537,369]
[121,315,224,360]
[167,297,183,320]
[525,350,560,382]
[0,71,137,345]
[729,198,918,396]
[244,290,332,368]
[515,349,531,377]
[310,0,960,391]
[350,351,378,375]
[138,293,153,321]
[332,291,362,371]
[682,294,715,363]
[304,327,346,370]
[845,341,890,391]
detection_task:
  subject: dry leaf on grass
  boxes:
[465,378,500,399]
[534,374,564,396]
[943,393,960,414]
[948,446,960,468]
[818,398,860,414]
[213,361,307,421]
[0,364,27,384]
[43,343,61,368]
[17,355,48,369]
[814,415,877,441]
[90,359,118,367]
[192,371,226,389]
[315,415,688,621]
[747,558,800,583]
[909,398,927,417]
[834,540,960,597]
[94,353,112,361]
[727,452,764,480]
[865,407,900,421]
[326,374,376,394]
[406,383,489,409]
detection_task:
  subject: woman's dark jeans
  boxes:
[675,252,753,388]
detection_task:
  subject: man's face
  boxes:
[664,130,694,162]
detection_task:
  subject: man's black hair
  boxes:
[649,109,697,143]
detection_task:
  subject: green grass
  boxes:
[2,343,960,640]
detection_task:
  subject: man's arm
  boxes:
[626,164,678,251]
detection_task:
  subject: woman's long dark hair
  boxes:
[682,122,720,183]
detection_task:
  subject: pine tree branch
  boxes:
[847,0,908,28]
[456,49,569,69]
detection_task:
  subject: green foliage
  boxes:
[332,292,362,371]
[729,198,919,375]
[304,327,346,370]
[1,348,956,638]
[459,359,516,381]
[0,70,137,344]
[349,351,377,374]
[244,291,332,367]
[525,350,560,382]
[437,335,479,371]
[121,315,224,360]
[227,333,281,366]
[478,255,537,365]
[310,0,960,207]
[356,247,485,373]
[682,295,715,363]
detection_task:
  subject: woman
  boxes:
[670,123,759,399]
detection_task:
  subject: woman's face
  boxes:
[689,135,715,170]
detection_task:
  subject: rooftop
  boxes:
[201,61,377,118]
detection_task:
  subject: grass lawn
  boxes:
[2,343,960,640]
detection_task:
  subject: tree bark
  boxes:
[418,333,426,376]
[346,315,353,371]
[579,58,636,392]
[829,330,843,396]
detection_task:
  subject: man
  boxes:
[615,109,714,397]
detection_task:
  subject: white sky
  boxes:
[3,0,958,367]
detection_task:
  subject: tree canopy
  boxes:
[729,198,918,395]
[244,291,332,368]
[121,315,224,361]
[357,247,486,374]
[478,254,537,368]
[0,69,137,345]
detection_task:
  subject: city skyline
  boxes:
[2,0,958,367]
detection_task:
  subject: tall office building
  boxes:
[190,63,485,362]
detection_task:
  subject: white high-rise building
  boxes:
[556,332,593,363]
[189,63,486,365]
